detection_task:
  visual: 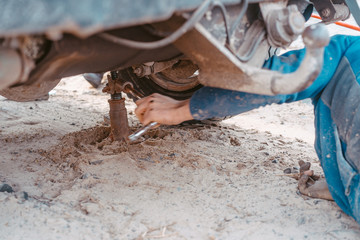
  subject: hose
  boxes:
[99,0,253,61]
[311,14,360,32]
[98,0,213,49]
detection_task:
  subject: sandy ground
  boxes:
[1,11,360,240]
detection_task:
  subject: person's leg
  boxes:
[313,37,360,223]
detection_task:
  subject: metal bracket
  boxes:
[311,0,337,22]
[173,22,329,96]
[311,0,350,23]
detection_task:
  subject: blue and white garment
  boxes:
[189,35,360,223]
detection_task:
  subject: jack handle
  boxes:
[122,83,160,142]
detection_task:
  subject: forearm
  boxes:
[189,87,286,120]
[135,93,193,125]
[173,99,193,123]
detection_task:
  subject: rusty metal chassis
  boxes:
[151,0,331,96]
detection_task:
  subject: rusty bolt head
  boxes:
[321,8,331,18]
[133,67,143,76]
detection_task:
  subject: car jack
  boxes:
[102,71,159,142]
[102,72,130,142]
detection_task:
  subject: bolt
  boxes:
[321,8,331,18]
[133,67,143,77]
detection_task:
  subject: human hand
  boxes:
[135,93,193,125]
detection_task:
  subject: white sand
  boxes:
[1,9,360,240]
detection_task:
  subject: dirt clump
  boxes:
[40,126,111,163]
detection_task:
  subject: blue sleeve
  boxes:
[190,35,360,120]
